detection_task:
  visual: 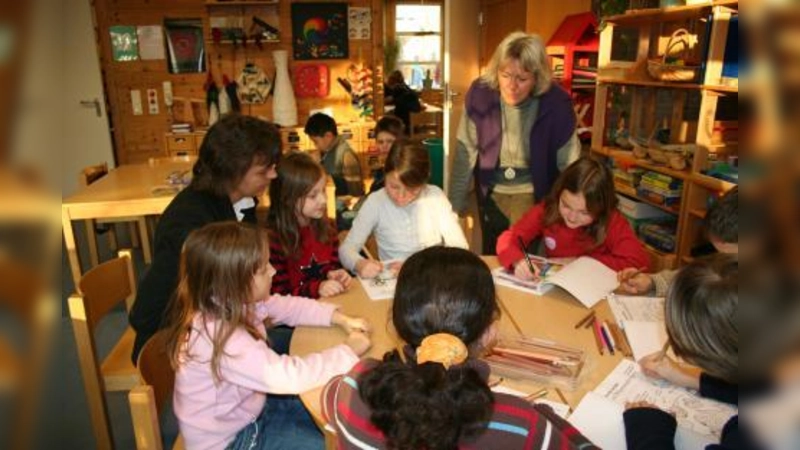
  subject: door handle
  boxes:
[80,98,102,117]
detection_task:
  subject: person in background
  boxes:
[497,157,649,276]
[383,70,422,132]
[129,114,280,363]
[449,31,580,255]
[304,112,364,198]
[165,222,371,450]
[623,254,743,450]
[322,246,599,450]
[367,115,405,194]
[617,186,738,296]
[339,143,468,279]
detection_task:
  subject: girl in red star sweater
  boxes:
[497,157,649,277]
[267,152,352,298]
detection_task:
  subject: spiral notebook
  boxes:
[493,256,618,308]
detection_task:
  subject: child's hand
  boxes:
[319,280,346,298]
[385,261,403,277]
[327,269,352,288]
[331,311,372,334]
[344,331,372,356]
[638,352,701,390]
[617,268,654,294]
[513,259,540,280]
[356,259,383,279]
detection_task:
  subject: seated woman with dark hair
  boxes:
[322,246,598,450]
[384,70,422,131]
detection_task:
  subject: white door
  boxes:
[443,0,481,192]
[62,0,115,196]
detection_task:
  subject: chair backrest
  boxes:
[129,330,177,450]
[68,249,136,450]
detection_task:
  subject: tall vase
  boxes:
[272,50,297,127]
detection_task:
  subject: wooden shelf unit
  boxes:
[591,1,739,269]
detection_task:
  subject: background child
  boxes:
[618,186,738,296]
[304,112,364,198]
[322,246,598,449]
[367,115,405,194]
[339,143,468,279]
[623,254,740,449]
[130,114,280,363]
[165,221,371,450]
[383,70,422,131]
[497,156,649,277]
[268,152,352,299]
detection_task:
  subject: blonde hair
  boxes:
[480,31,552,96]
[166,222,269,383]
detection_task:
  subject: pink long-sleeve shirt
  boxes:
[174,295,360,450]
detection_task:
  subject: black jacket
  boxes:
[128,186,257,363]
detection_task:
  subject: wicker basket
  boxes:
[647,29,701,82]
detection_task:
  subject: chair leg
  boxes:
[129,222,140,248]
[106,225,119,252]
[85,219,100,268]
[137,217,153,264]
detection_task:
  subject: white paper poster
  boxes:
[348,7,371,40]
[137,25,165,60]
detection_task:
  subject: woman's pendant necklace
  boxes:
[504,167,516,180]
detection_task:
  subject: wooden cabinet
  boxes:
[164,131,207,157]
[205,0,281,45]
[590,1,739,269]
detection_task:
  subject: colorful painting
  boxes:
[291,3,348,60]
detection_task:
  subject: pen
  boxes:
[517,236,539,278]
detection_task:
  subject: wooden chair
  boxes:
[81,163,152,268]
[68,249,140,450]
[128,331,184,450]
[0,256,56,450]
[408,110,443,141]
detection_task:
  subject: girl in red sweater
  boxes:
[497,156,649,278]
[267,152,353,298]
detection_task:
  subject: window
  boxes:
[394,3,442,90]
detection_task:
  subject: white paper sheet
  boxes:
[569,391,627,449]
[622,320,669,362]
[608,294,666,325]
[357,264,397,301]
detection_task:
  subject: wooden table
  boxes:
[62,158,195,287]
[291,256,623,429]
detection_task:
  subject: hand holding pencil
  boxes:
[616,267,653,294]
[514,236,542,280]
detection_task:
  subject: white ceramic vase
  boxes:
[272,50,297,127]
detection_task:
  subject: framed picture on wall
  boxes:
[164,19,206,74]
[291,3,348,60]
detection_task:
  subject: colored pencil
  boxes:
[655,340,670,361]
[525,388,549,401]
[497,297,526,338]
[602,321,617,354]
[517,236,539,277]
[591,317,605,355]
[600,322,615,355]
[574,309,596,329]
[554,387,570,410]
[608,323,632,357]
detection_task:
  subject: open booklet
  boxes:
[492,256,618,308]
[357,261,400,301]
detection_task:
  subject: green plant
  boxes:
[598,0,629,30]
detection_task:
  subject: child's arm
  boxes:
[496,203,546,268]
[339,195,379,273]
[436,189,469,249]
[591,211,651,272]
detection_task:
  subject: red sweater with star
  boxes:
[269,223,343,299]
[497,202,650,272]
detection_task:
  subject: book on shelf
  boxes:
[492,256,618,308]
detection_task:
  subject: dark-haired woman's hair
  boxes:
[384,143,430,188]
[358,246,500,450]
[543,156,618,247]
[705,186,738,244]
[191,115,281,197]
[665,254,738,383]
[267,151,330,255]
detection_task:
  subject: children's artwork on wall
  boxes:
[348,7,371,40]
[136,25,165,60]
[110,25,139,62]
[164,19,205,74]
[291,3,348,60]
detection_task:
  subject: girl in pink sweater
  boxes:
[164,222,371,450]
[497,157,649,277]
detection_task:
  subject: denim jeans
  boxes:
[227,395,323,450]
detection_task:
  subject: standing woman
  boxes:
[129,114,281,363]
[449,31,580,254]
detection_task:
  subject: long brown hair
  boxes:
[267,151,331,256]
[384,143,430,188]
[165,221,269,383]
[543,156,618,247]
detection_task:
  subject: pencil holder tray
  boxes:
[483,335,586,391]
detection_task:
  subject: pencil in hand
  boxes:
[516,236,540,279]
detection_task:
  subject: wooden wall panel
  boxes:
[91,0,382,164]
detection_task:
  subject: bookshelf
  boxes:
[590,1,739,270]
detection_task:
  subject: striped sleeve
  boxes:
[268,232,294,296]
